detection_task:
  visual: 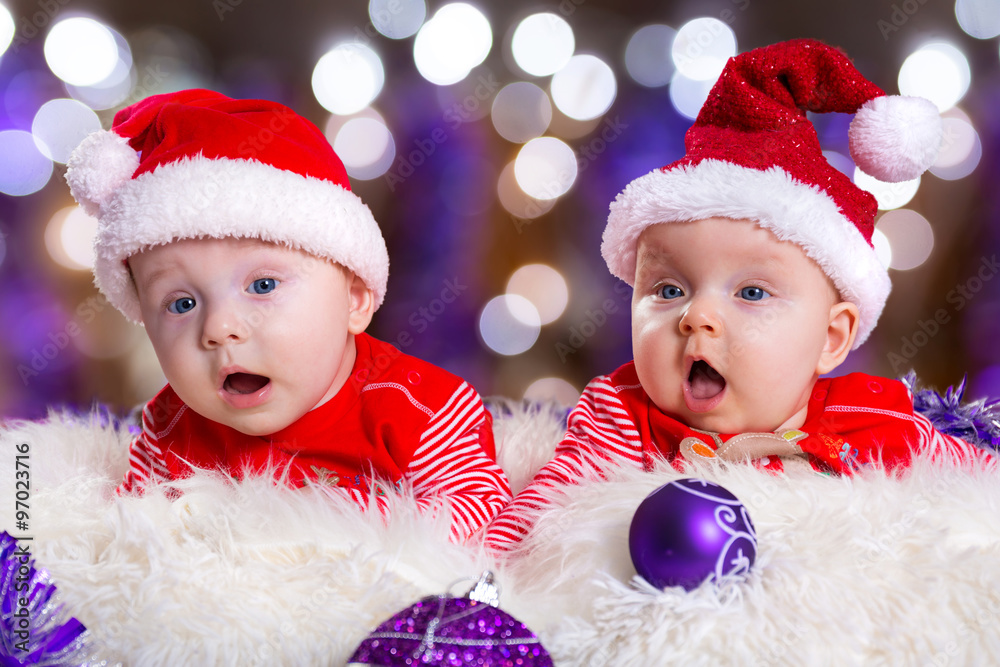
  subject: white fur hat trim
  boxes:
[92,155,389,323]
[604,159,890,348]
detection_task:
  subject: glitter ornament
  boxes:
[348,571,552,666]
[629,478,757,591]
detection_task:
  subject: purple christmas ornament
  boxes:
[629,478,757,591]
[348,571,552,667]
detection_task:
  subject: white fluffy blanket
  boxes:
[3,402,1000,666]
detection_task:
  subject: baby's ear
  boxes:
[816,301,860,375]
[347,273,376,335]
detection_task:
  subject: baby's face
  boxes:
[130,237,373,436]
[631,217,855,434]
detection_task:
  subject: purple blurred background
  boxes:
[0,0,997,420]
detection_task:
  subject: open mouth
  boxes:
[223,372,271,395]
[687,359,726,401]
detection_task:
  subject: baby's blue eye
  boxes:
[740,286,770,301]
[249,278,278,295]
[659,285,684,300]
[168,297,196,314]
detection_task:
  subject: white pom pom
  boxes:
[65,130,139,216]
[848,95,942,183]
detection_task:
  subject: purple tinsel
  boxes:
[0,532,96,666]
[904,372,1000,451]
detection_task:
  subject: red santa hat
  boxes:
[66,88,388,323]
[602,39,943,347]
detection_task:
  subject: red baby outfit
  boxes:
[119,333,511,541]
[487,362,980,549]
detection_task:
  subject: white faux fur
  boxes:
[3,406,1000,665]
[603,159,891,347]
[849,96,943,183]
[83,152,389,323]
[65,130,140,217]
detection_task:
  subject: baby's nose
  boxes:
[201,301,251,348]
[679,297,722,335]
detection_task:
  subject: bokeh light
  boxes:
[312,43,385,115]
[67,69,135,110]
[523,377,580,407]
[496,161,555,220]
[625,24,676,88]
[669,71,715,119]
[671,17,736,81]
[876,209,935,271]
[433,70,495,123]
[514,136,578,200]
[413,3,492,86]
[931,110,981,180]
[510,13,574,77]
[44,17,119,86]
[65,27,134,110]
[369,0,426,39]
[872,228,892,269]
[854,169,920,210]
[44,206,99,271]
[333,116,395,180]
[506,264,569,325]
[491,82,552,143]
[0,130,53,196]
[550,54,616,121]
[479,295,541,356]
[31,99,101,163]
[898,42,970,112]
[956,0,1000,39]
[0,4,14,58]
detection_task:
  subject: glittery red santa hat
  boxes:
[603,38,943,347]
[66,88,388,323]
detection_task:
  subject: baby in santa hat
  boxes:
[487,39,989,550]
[66,89,510,542]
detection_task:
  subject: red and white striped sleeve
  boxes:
[485,375,643,551]
[116,401,173,495]
[404,381,512,543]
[912,411,993,466]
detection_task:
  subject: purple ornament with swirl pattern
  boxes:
[629,478,757,591]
